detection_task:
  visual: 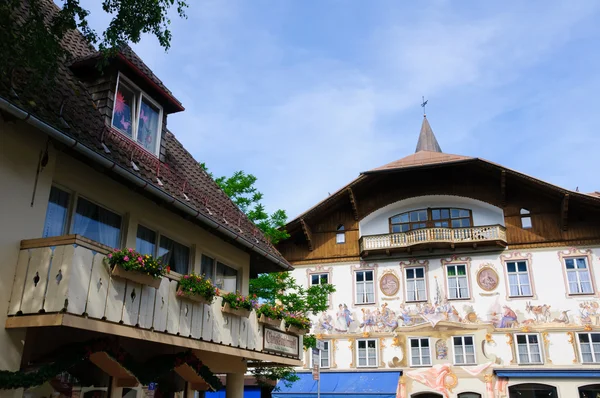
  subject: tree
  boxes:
[0,0,188,89]
[200,163,290,244]
[249,272,335,389]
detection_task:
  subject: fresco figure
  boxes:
[335,304,352,332]
[498,305,518,328]
[360,308,377,332]
[379,304,399,331]
[316,312,333,333]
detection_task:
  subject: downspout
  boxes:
[0,97,292,271]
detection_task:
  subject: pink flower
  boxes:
[137,257,143,262]
[189,288,193,291]
[128,248,133,253]
[113,248,119,252]
[184,275,189,279]
[123,256,129,261]
[108,254,113,258]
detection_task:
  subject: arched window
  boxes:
[336,224,345,244]
[579,384,600,397]
[509,383,557,398]
[389,208,472,233]
[520,208,532,229]
[458,393,482,398]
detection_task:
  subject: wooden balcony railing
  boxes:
[360,224,507,253]
[7,235,301,360]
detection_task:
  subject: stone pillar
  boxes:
[225,373,244,398]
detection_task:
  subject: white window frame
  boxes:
[136,224,191,277]
[577,332,600,363]
[506,260,533,297]
[336,225,345,244]
[356,339,378,368]
[310,272,330,305]
[564,257,594,295]
[452,335,476,365]
[409,337,431,367]
[405,267,427,302]
[111,72,164,156]
[200,253,241,293]
[446,264,470,299]
[355,270,375,305]
[311,341,331,369]
[515,333,543,364]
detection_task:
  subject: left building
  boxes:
[0,2,302,398]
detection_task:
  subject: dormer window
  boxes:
[389,208,472,233]
[520,208,532,229]
[336,224,346,244]
[111,73,163,155]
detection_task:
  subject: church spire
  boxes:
[415,115,442,153]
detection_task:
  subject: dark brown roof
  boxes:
[0,0,289,271]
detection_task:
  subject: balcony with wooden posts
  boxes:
[359,224,507,256]
[6,235,301,368]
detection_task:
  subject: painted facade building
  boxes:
[275,117,600,398]
[0,2,301,398]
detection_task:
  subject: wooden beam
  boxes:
[300,218,313,251]
[561,194,569,231]
[500,170,506,207]
[347,188,359,221]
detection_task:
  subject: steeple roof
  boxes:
[415,116,442,153]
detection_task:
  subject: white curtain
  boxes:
[567,271,579,293]
[136,225,156,255]
[365,281,374,303]
[42,187,70,238]
[416,279,426,300]
[578,270,593,293]
[73,198,121,248]
[356,282,365,303]
[448,277,458,299]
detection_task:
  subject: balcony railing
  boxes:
[7,235,300,360]
[360,224,507,253]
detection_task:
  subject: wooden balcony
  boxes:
[6,235,301,366]
[359,224,507,256]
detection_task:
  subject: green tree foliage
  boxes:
[200,163,291,244]
[249,272,335,389]
[0,0,187,90]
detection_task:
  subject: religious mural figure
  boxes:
[335,304,353,332]
[315,312,333,333]
[496,305,518,328]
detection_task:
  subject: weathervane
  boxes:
[421,96,428,116]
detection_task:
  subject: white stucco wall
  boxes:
[360,195,505,237]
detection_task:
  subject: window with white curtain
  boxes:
[409,338,431,366]
[564,257,593,294]
[136,225,190,275]
[516,334,542,364]
[42,186,71,238]
[357,339,377,367]
[578,333,600,363]
[355,270,374,304]
[405,267,427,302]
[200,255,240,292]
[446,264,470,299]
[453,336,476,365]
[311,341,330,368]
[506,260,532,297]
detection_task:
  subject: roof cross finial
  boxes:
[421,96,428,116]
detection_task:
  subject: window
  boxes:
[389,208,472,233]
[506,260,532,297]
[446,264,470,299]
[515,334,542,364]
[200,255,240,292]
[509,384,557,398]
[136,225,190,275]
[458,394,481,398]
[453,336,476,365]
[564,257,593,294]
[357,339,377,367]
[409,338,431,366]
[578,333,600,363]
[336,224,345,244]
[310,273,329,286]
[42,186,122,249]
[111,74,163,155]
[520,208,532,229]
[355,270,375,304]
[405,267,427,302]
[311,341,330,368]
[43,186,71,238]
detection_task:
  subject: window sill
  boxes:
[448,297,471,301]
[507,295,535,299]
[354,302,377,306]
[516,362,544,366]
[567,292,596,297]
[356,366,379,369]
[406,300,428,304]
[409,364,432,368]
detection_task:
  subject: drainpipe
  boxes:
[0,96,292,271]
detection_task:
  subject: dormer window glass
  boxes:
[111,74,163,156]
[390,208,472,233]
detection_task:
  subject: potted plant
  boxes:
[177,274,218,304]
[256,304,284,327]
[284,313,311,335]
[107,248,167,289]
[221,292,257,318]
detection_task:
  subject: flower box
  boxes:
[222,302,251,318]
[176,288,212,305]
[258,314,282,327]
[111,264,161,289]
[285,324,309,335]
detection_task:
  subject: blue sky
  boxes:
[82,0,600,219]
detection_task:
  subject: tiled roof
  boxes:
[368,151,473,172]
[1,0,290,270]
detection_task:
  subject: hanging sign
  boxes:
[312,348,320,380]
[264,328,300,357]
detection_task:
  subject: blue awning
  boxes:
[495,369,600,378]
[272,371,401,398]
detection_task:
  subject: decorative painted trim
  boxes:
[541,332,552,364]
[388,334,407,368]
[440,255,474,303]
[351,262,379,306]
[567,331,580,364]
[476,263,500,292]
[558,247,597,298]
[505,333,516,365]
[378,337,387,367]
[331,339,338,369]
[306,264,333,309]
[379,269,400,297]
[399,259,430,303]
[500,252,537,301]
[348,338,356,368]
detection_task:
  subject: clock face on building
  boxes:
[379,273,400,296]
